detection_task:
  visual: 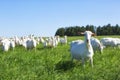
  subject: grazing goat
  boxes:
[60,35,67,44]
[100,38,120,47]
[70,40,83,49]
[91,37,104,53]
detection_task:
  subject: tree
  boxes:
[55,28,65,36]
[55,24,120,36]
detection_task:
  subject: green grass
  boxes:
[0,36,120,80]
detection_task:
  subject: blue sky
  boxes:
[0,0,120,37]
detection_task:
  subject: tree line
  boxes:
[55,24,120,36]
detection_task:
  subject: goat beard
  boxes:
[86,39,90,49]
[86,43,90,49]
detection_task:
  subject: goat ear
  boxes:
[78,32,85,35]
[77,32,84,35]
[92,33,96,36]
[80,32,85,35]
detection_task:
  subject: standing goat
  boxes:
[26,38,37,50]
[1,39,10,52]
[70,31,95,67]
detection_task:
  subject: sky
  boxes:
[0,0,120,37]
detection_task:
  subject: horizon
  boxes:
[0,0,120,37]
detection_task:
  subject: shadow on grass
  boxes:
[37,47,45,51]
[55,60,75,72]
[37,46,54,51]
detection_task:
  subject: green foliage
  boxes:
[55,28,65,36]
[55,24,120,36]
[0,36,120,80]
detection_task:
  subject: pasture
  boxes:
[0,36,120,80]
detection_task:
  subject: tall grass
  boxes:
[0,36,120,80]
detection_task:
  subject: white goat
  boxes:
[1,39,10,52]
[70,31,94,67]
[70,40,83,49]
[45,37,57,48]
[43,41,48,48]
[60,35,67,44]
[10,40,15,50]
[55,35,60,43]
[26,39,37,50]
[90,37,104,53]
[14,36,20,45]
[71,38,104,54]
[100,38,120,47]
[39,37,45,43]
[21,38,27,49]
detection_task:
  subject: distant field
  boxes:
[0,36,120,80]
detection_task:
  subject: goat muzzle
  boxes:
[86,39,89,43]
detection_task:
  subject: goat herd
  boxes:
[0,35,67,52]
[0,31,120,67]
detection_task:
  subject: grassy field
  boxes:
[0,36,120,80]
